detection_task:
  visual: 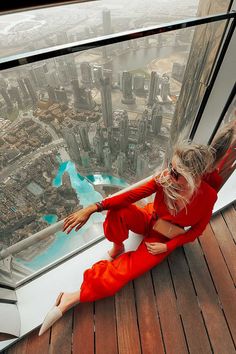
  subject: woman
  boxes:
[39,143,218,336]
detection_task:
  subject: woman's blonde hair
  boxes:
[210,123,235,167]
[154,143,215,214]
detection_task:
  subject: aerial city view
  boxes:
[0,0,198,272]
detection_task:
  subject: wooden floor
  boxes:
[2,204,236,354]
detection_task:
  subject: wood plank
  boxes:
[73,302,94,354]
[115,281,141,354]
[134,271,165,354]
[185,240,235,353]
[4,336,28,354]
[26,328,50,354]
[210,213,236,284]
[152,260,188,354]
[95,297,118,354]
[49,308,73,354]
[200,224,236,344]
[168,248,212,354]
[222,205,236,243]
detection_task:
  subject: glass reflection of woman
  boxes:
[39,129,234,336]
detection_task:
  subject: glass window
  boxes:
[0,0,231,61]
[0,17,229,284]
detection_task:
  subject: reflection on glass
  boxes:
[0,0,201,59]
[0,21,228,280]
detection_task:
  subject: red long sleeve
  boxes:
[166,191,217,252]
[101,178,159,210]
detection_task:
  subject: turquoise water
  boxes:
[18,161,128,270]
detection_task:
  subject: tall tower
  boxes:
[137,117,148,145]
[147,71,160,106]
[117,152,126,176]
[0,88,13,111]
[78,124,91,152]
[100,77,113,128]
[62,129,82,165]
[103,147,112,170]
[121,71,136,104]
[151,104,163,134]
[80,62,92,86]
[160,76,170,101]
[47,85,57,102]
[55,87,68,105]
[119,111,129,153]
[8,86,23,110]
[24,78,38,105]
[133,75,146,96]
[102,9,112,35]
[17,78,29,99]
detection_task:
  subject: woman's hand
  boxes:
[63,204,97,234]
[145,242,167,255]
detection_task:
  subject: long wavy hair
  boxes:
[154,143,215,214]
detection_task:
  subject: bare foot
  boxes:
[108,243,125,259]
[57,291,80,313]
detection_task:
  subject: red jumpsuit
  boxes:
[79,178,217,302]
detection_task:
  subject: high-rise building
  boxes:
[117,152,126,176]
[45,70,60,88]
[47,85,57,102]
[172,62,186,82]
[54,87,68,105]
[71,79,94,110]
[93,135,104,163]
[103,147,112,170]
[136,155,148,179]
[0,88,14,111]
[121,71,136,104]
[103,69,113,85]
[147,71,160,106]
[78,124,91,151]
[102,9,112,35]
[17,79,29,99]
[8,86,23,110]
[133,75,146,96]
[151,104,163,134]
[137,117,148,145]
[30,63,48,88]
[160,76,170,101]
[93,65,103,86]
[80,149,90,168]
[119,111,129,153]
[24,78,38,105]
[80,62,92,86]
[62,129,82,165]
[100,77,113,127]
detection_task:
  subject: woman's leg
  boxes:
[79,234,172,303]
[103,204,151,257]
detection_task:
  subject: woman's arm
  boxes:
[166,193,217,252]
[101,177,160,210]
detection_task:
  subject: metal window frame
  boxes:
[0,11,235,288]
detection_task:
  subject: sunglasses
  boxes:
[168,162,181,181]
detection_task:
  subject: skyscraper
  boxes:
[93,135,104,163]
[17,78,29,99]
[103,147,112,170]
[160,76,170,101]
[147,71,160,106]
[137,117,148,145]
[47,85,57,102]
[100,77,113,128]
[24,78,38,105]
[93,65,103,86]
[117,152,126,176]
[119,111,129,153]
[0,88,13,111]
[136,155,148,179]
[151,104,163,134]
[80,62,92,86]
[133,75,146,96]
[121,71,135,104]
[78,124,91,152]
[71,79,94,110]
[55,87,68,105]
[62,129,82,165]
[8,86,23,110]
